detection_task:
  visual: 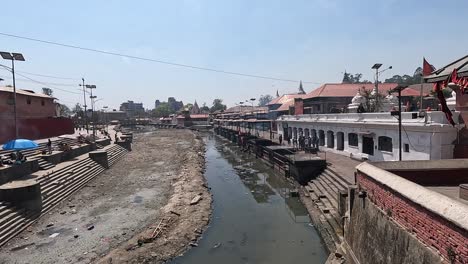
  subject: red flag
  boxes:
[423,58,435,76]
[433,82,455,126]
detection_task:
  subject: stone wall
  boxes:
[347,163,468,264]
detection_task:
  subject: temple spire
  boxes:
[276,90,280,97]
[298,81,305,94]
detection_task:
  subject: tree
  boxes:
[358,86,386,113]
[258,94,274,106]
[384,67,423,85]
[72,103,84,118]
[200,102,210,113]
[184,103,193,111]
[42,87,53,96]
[342,72,371,84]
[210,99,227,113]
[152,102,172,117]
[58,104,72,117]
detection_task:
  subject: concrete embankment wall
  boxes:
[345,163,468,264]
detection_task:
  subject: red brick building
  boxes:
[0,86,74,143]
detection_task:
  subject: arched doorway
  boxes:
[304,128,310,138]
[327,130,334,148]
[337,132,344,150]
[293,127,298,139]
[318,130,325,146]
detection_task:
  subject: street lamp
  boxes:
[1,51,25,139]
[371,63,392,111]
[89,94,98,137]
[78,79,96,133]
[390,84,408,161]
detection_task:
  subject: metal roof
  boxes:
[0,86,55,99]
[424,55,468,83]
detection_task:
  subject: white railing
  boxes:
[279,111,459,126]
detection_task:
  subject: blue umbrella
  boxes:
[2,139,39,150]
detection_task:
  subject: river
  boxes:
[170,134,327,264]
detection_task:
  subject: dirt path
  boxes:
[0,129,212,264]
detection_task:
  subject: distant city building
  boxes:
[167,97,183,112]
[119,100,145,117]
[154,99,161,109]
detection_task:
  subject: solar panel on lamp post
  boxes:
[0,51,25,139]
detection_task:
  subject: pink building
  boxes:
[0,86,74,143]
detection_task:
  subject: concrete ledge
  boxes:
[0,160,39,185]
[0,179,42,213]
[461,184,468,200]
[89,150,109,169]
[96,138,111,146]
[40,151,63,164]
[356,162,468,231]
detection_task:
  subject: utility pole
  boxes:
[0,51,25,139]
[80,78,88,133]
[390,85,407,161]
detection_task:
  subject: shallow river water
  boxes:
[170,134,327,264]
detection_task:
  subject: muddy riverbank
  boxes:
[0,129,211,264]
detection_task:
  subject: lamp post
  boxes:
[0,51,25,139]
[89,94,98,137]
[390,85,408,161]
[78,79,95,133]
[371,63,392,111]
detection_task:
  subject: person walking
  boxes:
[279,134,283,145]
[47,139,52,154]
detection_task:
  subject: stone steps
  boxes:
[0,144,128,248]
[37,159,56,170]
[304,168,351,245]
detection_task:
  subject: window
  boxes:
[378,136,393,152]
[348,133,358,147]
[404,144,410,152]
[41,99,45,106]
[27,97,31,105]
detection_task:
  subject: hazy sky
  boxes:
[1,0,467,110]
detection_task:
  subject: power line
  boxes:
[0,74,77,87]
[0,32,321,84]
[0,64,81,95]
[15,70,77,80]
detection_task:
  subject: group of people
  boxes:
[0,151,27,167]
[279,134,319,151]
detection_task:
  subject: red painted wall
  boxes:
[294,98,304,115]
[0,90,56,120]
[0,118,74,144]
[357,172,468,263]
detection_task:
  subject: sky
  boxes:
[1,0,468,110]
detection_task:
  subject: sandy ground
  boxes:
[0,129,212,264]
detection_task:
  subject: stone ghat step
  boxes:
[0,145,129,248]
[0,159,105,248]
[40,159,102,201]
[41,166,105,213]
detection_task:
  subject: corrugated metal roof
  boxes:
[424,55,468,82]
[267,94,307,105]
[0,86,55,99]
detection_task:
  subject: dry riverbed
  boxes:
[0,129,212,264]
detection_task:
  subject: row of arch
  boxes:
[286,127,394,154]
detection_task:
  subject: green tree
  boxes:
[210,99,227,113]
[59,104,72,117]
[42,87,53,96]
[184,103,193,111]
[152,102,172,117]
[200,102,210,113]
[342,72,371,84]
[258,94,274,106]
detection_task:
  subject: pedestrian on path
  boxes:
[279,134,283,145]
[47,139,52,154]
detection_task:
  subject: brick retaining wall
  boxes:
[357,172,468,263]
